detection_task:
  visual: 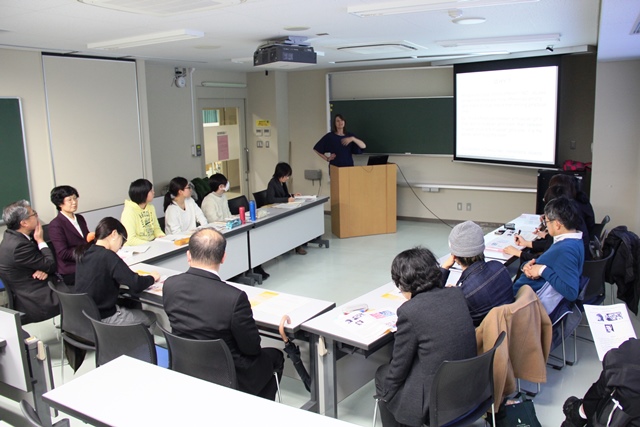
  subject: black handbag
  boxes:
[490,397,542,427]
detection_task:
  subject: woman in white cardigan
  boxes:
[163,177,208,235]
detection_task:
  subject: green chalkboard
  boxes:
[330,98,454,155]
[0,98,31,215]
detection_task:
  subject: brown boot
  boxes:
[295,246,307,255]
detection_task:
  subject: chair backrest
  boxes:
[84,312,157,367]
[19,400,44,427]
[227,195,249,216]
[591,215,611,243]
[582,249,615,305]
[159,325,237,389]
[0,276,15,310]
[252,190,269,208]
[48,281,100,343]
[429,332,506,427]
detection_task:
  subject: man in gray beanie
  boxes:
[440,220,514,326]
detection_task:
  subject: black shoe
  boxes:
[253,266,269,280]
[562,396,586,427]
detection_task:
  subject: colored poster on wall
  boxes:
[217,132,229,160]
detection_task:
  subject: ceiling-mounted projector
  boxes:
[253,36,317,69]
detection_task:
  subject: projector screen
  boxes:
[454,57,560,168]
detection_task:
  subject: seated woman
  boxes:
[201,173,232,223]
[266,162,306,255]
[375,247,477,427]
[163,177,208,234]
[48,185,90,286]
[75,217,159,326]
[120,178,165,246]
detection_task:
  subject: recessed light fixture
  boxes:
[88,29,204,50]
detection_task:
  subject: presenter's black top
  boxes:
[313,132,363,167]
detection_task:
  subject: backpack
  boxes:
[591,389,640,427]
[603,226,640,315]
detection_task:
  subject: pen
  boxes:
[517,230,521,235]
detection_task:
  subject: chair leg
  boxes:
[373,398,379,427]
[60,336,65,385]
[491,403,496,427]
[274,372,281,403]
[561,320,566,368]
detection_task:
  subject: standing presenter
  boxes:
[313,114,366,167]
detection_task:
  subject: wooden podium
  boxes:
[330,164,397,238]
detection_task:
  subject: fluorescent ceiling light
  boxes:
[437,33,561,47]
[452,17,486,24]
[77,0,245,17]
[348,0,539,17]
[88,29,204,50]
[201,82,247,88]
[338,42,423,55]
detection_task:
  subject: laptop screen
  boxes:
[367,155,388,166]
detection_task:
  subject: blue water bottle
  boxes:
[249,200,257,221]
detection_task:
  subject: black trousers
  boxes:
[375,364,420,427]
[255,347,285,401]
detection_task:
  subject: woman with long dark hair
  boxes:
[313,114,366,167]
[75,217,159,326]
[120,178,165,245]
[163,177,208,234]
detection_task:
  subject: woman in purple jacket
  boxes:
[48,185,89,286]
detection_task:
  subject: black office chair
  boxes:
[253,189,269,208]
[591,215,611,243]
[48,281,100,382]
[84,311,162,367]
[580,249,615,308]
[158,216,166,234]
[428,331,505,427]
[159,325,237,389]
[373,332,505,427]
[227,195,250,216]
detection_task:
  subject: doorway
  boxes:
[198,99,248,200]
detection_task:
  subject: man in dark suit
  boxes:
[163,228,284,400]
[0,200,59,324]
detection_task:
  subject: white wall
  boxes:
[288,66,539,223]
[591,59,640,231]
[0,49,56,223]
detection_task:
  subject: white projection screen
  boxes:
[43,55,144,211]
[454,57,560,168]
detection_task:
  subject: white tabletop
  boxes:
[132,263,335,334]
[43,356,356,427]
[302,282,408,349]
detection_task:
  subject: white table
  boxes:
[249,197,328,267]
[43,356,356,427]
[301,282,409,417]
[123,223,252,280]
[133,263,335,335]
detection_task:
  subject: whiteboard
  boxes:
[43,55,144,211]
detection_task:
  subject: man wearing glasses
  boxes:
[0,200,59,324]
[513,196,585,315]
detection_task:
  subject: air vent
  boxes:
[77,0,246,16]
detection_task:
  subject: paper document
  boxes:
[273,201,303,209]
[295,195,317,200]
[156,234,190,243]
[335,307,398,340]
[485,231,525,252]
[584,303,637,360]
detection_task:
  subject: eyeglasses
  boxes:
[120,234,127,246]
[28,210,38,218]
[64,196,79,203]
